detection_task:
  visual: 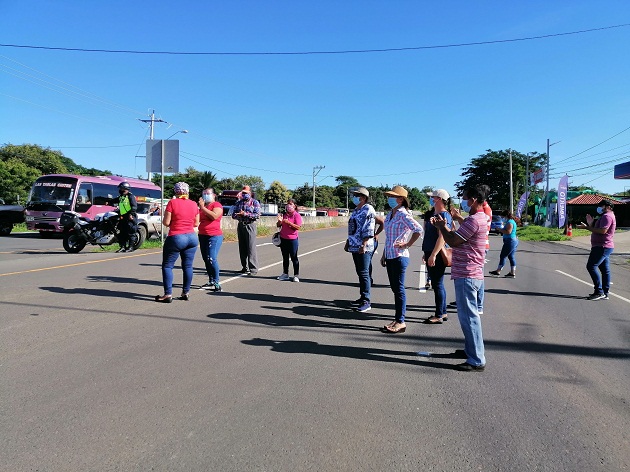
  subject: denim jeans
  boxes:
[352,251,373,303]
[498,238,519,270]
[280,237,300,275]
[162,232,198,295]
[386,256,409,323]
[424,251,447,317]
[198,234,223,284]
[586,246,614,294]
[454,277,486,366]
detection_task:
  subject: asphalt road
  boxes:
[1,229,629,471]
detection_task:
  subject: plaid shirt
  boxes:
[231,197,261,223]
[383,208,422,259]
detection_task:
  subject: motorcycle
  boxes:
[60,210,144,253]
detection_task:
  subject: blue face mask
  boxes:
[429,197,435,208]
[461,199,471,213]
[202,194,212,203]
[387,197,399,209]
[596,206,604,215]
[242,193,250,200]
[351,196,361,206]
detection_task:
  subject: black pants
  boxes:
[117,214,137,248]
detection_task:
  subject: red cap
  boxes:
[242,185,251,194]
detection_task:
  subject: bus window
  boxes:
[75,184,93,213]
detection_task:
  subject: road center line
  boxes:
[0,251,162,277]
[555,270,630,304]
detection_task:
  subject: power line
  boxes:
[554,124,630,165]
[1,23,628,56]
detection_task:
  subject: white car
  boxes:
[136,202,164,240]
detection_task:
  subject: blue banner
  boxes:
[516,192,529,219]
[557,175,568,228]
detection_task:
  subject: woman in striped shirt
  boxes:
[380,186,423,334]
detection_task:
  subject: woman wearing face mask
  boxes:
[197,188,224,291]
[489,210,518,278]
[423,189,453,324]
[345,187,376,313]
[380,186,423,333]
[276,198,303,282]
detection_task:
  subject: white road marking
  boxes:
[220,240,347,284]
[555,270,630,304]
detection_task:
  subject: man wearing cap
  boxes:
[345,187,376,312]
[232,185,261,275]
[432,184,489,371]
[577,199,616,300]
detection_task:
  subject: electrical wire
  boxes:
[1,23,628,55]
[554,124,630,164]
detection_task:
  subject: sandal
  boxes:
[383,321,396,330]
[155,294,172,303]
[424,316,443,324]
[383,323,406,334]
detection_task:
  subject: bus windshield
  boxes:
[27,176,77,211]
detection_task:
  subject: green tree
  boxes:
[455,149,545,210]
[291,183,313,207]
[0,143,111,202]
[264,180,291,204]
[408,187,428,211]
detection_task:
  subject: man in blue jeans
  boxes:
[577,199,616,300]
[432,184,490,372]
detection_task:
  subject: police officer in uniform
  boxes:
[111,182,138,252]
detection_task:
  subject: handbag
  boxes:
[440,246,452,267]
[271,232,281,246]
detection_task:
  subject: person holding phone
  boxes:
[276,198,302,282]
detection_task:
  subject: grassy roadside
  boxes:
[516,225,591,241]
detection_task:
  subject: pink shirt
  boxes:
[198,201,223,236]
[591,211,615,248]
[451,212,487,280]
[279,211,302,239]
[165,198,199,236]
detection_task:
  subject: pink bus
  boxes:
[25,174,162,235]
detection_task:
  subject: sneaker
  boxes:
[354,302,371,313]
[238,268,250,274]
[489,270,500,277]
[478,309,484,315]
[212,283,222,292]
[448,301,457,308]
[277,273,290,281]
[587,292,605,301]
[350,299,363,306]
[126,247,136,253]
[504,273,515,278]
[456,362,485,372]
[602,293,609,300]
[116,247,126,253]
[199,282,214,290]
[292,276,300,282]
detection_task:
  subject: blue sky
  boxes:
[2,1,630,197]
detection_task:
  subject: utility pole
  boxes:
[525,153,530,223]
[139,110,165,180]
[545,139,550,226]
[312,165,325,209]
[509,150,514,215]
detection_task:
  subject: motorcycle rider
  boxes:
[110,182,138,252]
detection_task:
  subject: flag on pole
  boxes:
[557,175,568,228]
[516,192,529,219]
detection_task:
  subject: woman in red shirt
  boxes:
[197,188,223,291]
[155,182,200,302]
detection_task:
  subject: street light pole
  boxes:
[509,150,514,215]
[312,165,324,210]
[544,139,560,227]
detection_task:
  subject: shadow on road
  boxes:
[241,337,458,370]
[485,288,585,300]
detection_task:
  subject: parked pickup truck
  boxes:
[0,198,25,236]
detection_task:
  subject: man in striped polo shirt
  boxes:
[431,184,489,371]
